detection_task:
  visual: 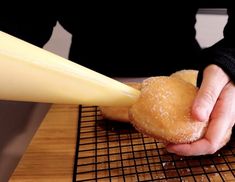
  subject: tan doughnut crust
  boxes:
[129,76,208,144]
[170,69,199,86]
[99,82,141,122]
[99,107,130,122]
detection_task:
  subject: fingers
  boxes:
[166,81,235,156]
[166,116,231,156]
[211,82,235,128]
[166,139,217,156]
[166,128,231,156]
[192,64,230,122]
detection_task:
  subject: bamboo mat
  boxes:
[9,104,235,181]
[10,104,78,182]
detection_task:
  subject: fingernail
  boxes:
[194,105,208,122]
[166,146,175,153]
[166,148,174,153]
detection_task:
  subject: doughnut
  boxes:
[129,76,208,144]
[170,69,198,86]
[99,106,131,123]
[99,82,141,122]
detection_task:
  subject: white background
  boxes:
[43,13,228,59]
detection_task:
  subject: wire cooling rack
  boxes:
[73,105,235,182]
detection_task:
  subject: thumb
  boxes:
[192,64,229,122]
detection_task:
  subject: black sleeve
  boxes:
[0,11,57,48]
[197,7,235,86]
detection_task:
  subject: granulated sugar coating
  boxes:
[129,76,208,144]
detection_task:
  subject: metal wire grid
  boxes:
[73,105,235,182]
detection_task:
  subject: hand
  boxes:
[166,64,235,156]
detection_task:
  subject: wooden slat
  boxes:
[10,104,78,182]
[10,104,235,181]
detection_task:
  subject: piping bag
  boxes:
[0,31,140,106]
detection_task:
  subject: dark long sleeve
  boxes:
[197,7,235,86]
[0,11,57,48]
[57,5,203,77]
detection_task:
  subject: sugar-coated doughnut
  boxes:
[99,82,141,122]
[99,107,131,122]
[170,69,198,86]
[129,76,208,144]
